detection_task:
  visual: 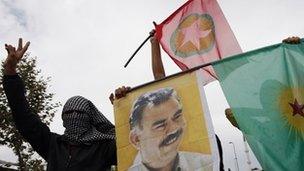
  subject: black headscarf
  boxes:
[61,96,115,144]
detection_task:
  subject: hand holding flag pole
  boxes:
[124,22,158,68]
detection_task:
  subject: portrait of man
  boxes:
[128,87,213,171]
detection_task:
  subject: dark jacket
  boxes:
[3,75,117,171]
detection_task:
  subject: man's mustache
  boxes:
[159,128,183,148]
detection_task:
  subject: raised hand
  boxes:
[149,29,158,44]
[3,38,30,75]
[282,36,301,44]
[109,86,131,104]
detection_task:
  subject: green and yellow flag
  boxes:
[213,40,304,170]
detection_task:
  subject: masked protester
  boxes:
[2,38,129,171]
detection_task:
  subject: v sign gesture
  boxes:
[4,38,30,75]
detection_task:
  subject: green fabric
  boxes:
[213,40,304,171]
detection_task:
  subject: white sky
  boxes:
[0,0,304,170]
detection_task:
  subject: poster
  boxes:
[114,71,219,171]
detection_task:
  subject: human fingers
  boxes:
[149,29,156,36]
[5,44,9,53]
[7,45,16,54]
[21,41,30,54]
[109,93,114,104]
[123,86,131,96]
[115,88,122,99]
[121,86,127,96]
[126,86,131,91]
[282,37,291,43]
[292,36,301,44]
[282,36,300,44]
[18,38,22,50]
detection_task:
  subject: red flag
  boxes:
[155,0,242,85]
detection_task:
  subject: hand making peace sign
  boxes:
[4,38,30,75]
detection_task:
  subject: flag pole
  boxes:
[124,34,152,68]
[124,22,158,68]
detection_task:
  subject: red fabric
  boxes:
[155,0,242,85]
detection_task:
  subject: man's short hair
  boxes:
[129,87,180,130]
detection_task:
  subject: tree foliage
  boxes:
[0,54,60,170]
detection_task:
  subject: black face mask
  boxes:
[61,96,115,144]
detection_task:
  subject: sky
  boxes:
[0,0,304,170]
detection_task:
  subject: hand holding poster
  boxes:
[114,71,219,171]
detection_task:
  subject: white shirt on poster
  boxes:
[128,151,213,171]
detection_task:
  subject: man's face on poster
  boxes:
[130,96,186,168]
